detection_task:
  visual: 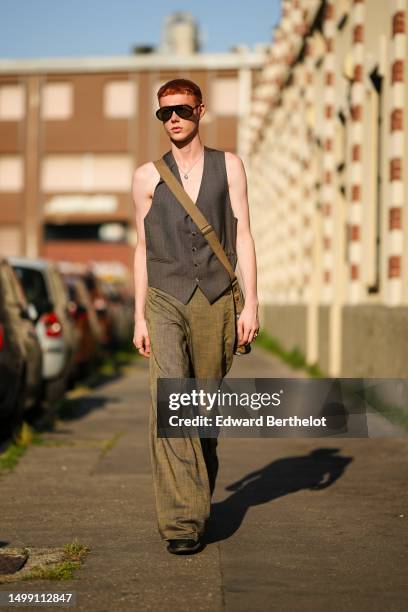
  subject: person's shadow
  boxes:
[204,447,353,544]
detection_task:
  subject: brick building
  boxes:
[0,13,265,271]
[241,0,408,376]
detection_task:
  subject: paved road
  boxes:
[0,347,407,611]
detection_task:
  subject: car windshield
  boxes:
[13,267,50,314]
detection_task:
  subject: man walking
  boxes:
[132,78,259,554]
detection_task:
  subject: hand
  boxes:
[133,319,151,358]
[236,303,259,346]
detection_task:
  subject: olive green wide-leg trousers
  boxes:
[145,284,236,542]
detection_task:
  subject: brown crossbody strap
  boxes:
[153,157,236,282]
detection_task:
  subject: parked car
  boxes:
[62,274,104,375]
[0,259,42,434]
[0,332,25,437]
[101,280,134,348]
[10,258,79,406]
[82,270,113,349]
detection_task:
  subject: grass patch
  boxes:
[362,389,408,433]
[373,404,408,431]
[100,431,125,457]
[66,385,92,399]
[255,330,324,377]
[63,539,91,562]
[22,561,81,581]
[0,443,26,471]
[21,539,91,582]
[99,360,117,377]
[0,423,43,472]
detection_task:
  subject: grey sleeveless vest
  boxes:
[144,146,238,304]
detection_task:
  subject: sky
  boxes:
[0,0,281,59]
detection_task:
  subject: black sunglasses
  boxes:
[155,104,201,122]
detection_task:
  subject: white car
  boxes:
[10,258,80,405]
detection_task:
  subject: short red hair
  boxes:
[157,78,202,104]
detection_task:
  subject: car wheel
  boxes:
[0,370,26,440]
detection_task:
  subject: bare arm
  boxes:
[225,152,259,346]
[131,162,159,357]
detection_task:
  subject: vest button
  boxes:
[194,263,198,267]
[192,246,197,251]
[195,277,200,282]
[192,231,197,236]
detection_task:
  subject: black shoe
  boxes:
[166,538,202,555]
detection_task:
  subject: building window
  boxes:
[0,84,25,120]
[0,156,24,191]
[41,154,133,192]
[41,82,73,120]
[44,222,128,243]
[211,78,239,116]
[103,80,137,118]
[44,194,118,216]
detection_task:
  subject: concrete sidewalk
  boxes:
[0,347,407,611]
